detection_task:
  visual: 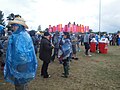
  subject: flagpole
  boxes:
[99,0,101,36]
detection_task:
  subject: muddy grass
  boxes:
[0,46,120,90]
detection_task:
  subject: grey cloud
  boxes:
[100,0,120,33]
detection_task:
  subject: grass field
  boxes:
[0,46,120,90]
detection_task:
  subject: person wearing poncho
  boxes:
[58,32,72,78]
[4,17,38,90]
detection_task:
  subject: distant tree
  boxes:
[101,32,107,35]
[0,10,5,26]
[89,29,93,33]
[73,22,76,25]
[15,14,21,18]
[95,32,99,34]
[117,31,120,33]
[7,13,15,20]
[68,22,71,25]
[37,25,41,31]
[45,28,49,32]
[68,22,71,27]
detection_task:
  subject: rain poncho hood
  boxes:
[4,25,38,85]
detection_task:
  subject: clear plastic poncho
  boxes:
[4,25,38,85]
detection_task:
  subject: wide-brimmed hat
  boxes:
[8,17,28,29]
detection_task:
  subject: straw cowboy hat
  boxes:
[8,17,28,29]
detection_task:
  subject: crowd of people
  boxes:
[0,16,120,90]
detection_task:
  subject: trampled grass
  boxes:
[0,46,120,90]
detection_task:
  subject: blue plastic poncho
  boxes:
[4,25,38,85]
[0,25,4,31]
[118,37,120,45]
[60,38,72,59]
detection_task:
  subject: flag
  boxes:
[49,25,52,32]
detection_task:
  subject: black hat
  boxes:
[63,32,69,36]
[8,31,12,35]
[44,32,50,36]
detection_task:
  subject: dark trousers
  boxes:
[85,49,89,55]
[81,41,84,46]
[41,61,49,78]
[96,44,98,50]
[15,83,28,90]
[84,42,90,55]
[62,58,69,76]
[109,40,112,46]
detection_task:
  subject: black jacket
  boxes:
[39,36,53,63]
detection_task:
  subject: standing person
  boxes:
[70,33,78,60]
[4,17,38,90]
[116,34,119,46]
[118,34,120,46]
[112,34,116,46]
[0,36,8,72]
[109,34,113,46]
[58,32,72,78]
[51,31,60,61]
[77,34,81,52]
[39,32,54,78]
[80,34,84,46]
[29,31,39,55]
[0,31,12,72]
[84,32,91,56]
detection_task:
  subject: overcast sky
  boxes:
[0,0,120,33]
